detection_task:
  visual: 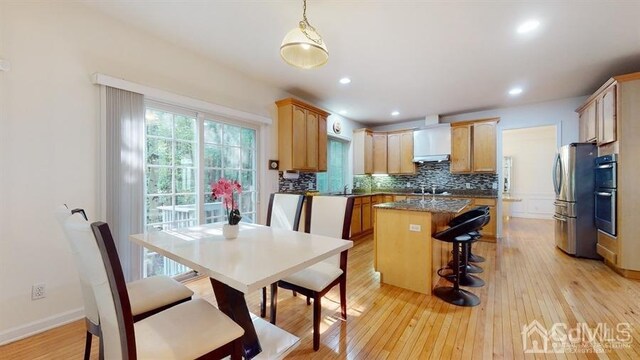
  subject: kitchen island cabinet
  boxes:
[374,198,469,294]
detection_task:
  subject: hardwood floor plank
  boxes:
[2,218,639,359]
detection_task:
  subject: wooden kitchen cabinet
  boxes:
[353,129,373,174]
[350,197,362,237]
[578,101,597,142]
[362,196,372,232]
[276,98,329,172]
[451,118,499,174]
[598,84,616,146]
[355,128,414,175]
[400,131,416,174]
[372,133,388,174]
[472,121,497,172]
[387,133,401,174]
[387,130,415,174]
[451,124,472,173]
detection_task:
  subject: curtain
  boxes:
[104,86,145,281]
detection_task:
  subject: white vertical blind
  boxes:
[104,86,145,281]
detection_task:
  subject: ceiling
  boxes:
[82,1,640,125]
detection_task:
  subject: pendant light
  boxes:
[280,0,328,69]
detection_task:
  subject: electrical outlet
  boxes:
[466,183,471,189]
[288,183,293,190]
[492,182,498,189]
[406,182,411,188]
[32,283,46,300]
[409,224,421,232]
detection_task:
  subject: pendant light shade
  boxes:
[280,0,328,69]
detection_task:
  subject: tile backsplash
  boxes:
[353,162,498,191]
[277,162,498,193]
[278,172,316,192]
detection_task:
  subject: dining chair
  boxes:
[271,195,354,350]
[63,213,245,359]
[55,205,194,359]
[261,193,305,318]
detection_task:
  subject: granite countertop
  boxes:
[373,198,471,214]
[349,189,498,199]
[277,189,498,199]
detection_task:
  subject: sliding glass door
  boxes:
[143,103,258,277]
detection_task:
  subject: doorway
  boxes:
[501,125,557,220]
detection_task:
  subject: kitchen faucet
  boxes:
[432,185,437,195]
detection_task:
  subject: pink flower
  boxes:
[211,178,242,211]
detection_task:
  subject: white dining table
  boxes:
[129,222,353,359]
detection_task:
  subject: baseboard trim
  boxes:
[0,308,84,346]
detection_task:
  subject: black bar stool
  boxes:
[449,206,489,263]
[432,214,487,307]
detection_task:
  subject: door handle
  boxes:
[595,192,613,197]
[596,164,614,169]
[553,215,567,222]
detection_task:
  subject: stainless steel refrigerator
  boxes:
[552,143,600,259]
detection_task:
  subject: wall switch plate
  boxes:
[406,182,411,188]
[409,224,421,232]
[466,183,471,189]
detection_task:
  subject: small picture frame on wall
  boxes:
[268,160,279,170]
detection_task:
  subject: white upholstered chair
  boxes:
[55,206,193,359]
[63,213,244,359]
[260,193,305,319]
[271,195,354,350]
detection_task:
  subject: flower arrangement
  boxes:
[211,178,242,225]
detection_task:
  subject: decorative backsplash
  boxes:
[353,162,498,191]
[278,172,317,192]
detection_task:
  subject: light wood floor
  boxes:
[2,218,639,359]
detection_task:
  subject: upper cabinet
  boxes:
[450,118,499,174]
[353,129,374,174]
[577,83,617,146]
[372,133,388,174]
[353,129,415,175]
[578,101,597,143]
[387,130,416,175]
[276,98,329,172]
[598,84,617,146]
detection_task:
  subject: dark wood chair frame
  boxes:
[67,207,193,360]
[91,222,242,360]
[260,194,305,318]
[269,196,355,350]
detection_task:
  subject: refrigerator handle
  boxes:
[553,215,567,222]
[552,153,562,195]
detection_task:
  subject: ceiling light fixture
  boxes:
[391,111,400,116]
[509,87,523,96]
[280,0,328,69]
[517,20,540,34]
[339,77,351,84]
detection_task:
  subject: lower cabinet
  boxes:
[350,196,373,239]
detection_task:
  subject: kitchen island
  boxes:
[374,197,470,294]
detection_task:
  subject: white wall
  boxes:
[0,2,298,343]
[502,125,557,219]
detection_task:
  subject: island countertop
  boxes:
[373,198,471,214]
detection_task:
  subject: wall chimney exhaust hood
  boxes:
[413,120,451,162]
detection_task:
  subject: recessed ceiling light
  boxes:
[509,87,523,96]
[339,77,351,84]
[391,111,400,116]
[517,20,540,34]
[339,110,348,115]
